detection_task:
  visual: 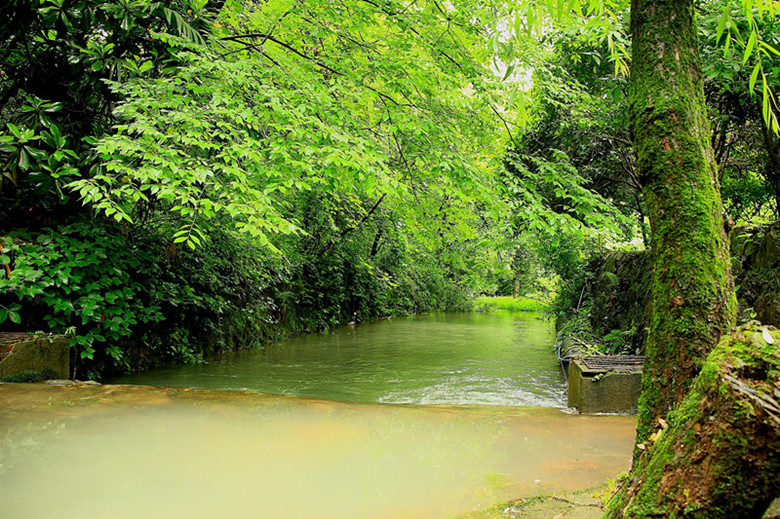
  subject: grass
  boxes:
[473,295,550,313]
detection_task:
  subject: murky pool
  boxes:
[0,384,634,519]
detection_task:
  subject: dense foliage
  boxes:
[0,0,519,377]
[1,0,779,381]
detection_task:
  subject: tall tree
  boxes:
[599,0,779,515]
[628,0,738,445]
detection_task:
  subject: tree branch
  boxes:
[489,103,519,149]
[317,193,386,257]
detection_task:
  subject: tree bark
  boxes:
[628,0,736,447]
[604,322,780,517]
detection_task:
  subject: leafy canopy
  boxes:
[71,0,511,250]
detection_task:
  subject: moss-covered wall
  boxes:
[577,225,780,356]
[732,223,780,326]
[586,251,653,355]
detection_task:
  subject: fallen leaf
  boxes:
[762,328,774,344]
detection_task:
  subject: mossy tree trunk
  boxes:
[601,0,772,515]
[628,0,737,447]
[604,323,780,517]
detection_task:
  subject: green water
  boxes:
[0,312,637,518]
[115,312,566,406]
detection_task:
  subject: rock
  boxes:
[756,292,780,326]
[0,334,70,381]
[45,379,76,386]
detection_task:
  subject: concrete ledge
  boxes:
[567,356,643,414]
[0,333,70,380]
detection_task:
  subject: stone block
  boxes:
[567,356,643,414]
[0,334,70,380]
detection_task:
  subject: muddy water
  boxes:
[0,384,635,519]
[2,313,637,518]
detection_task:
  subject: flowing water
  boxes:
[0,312,637,519]
[115,312,566,406]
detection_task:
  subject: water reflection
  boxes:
[0,384,634,519]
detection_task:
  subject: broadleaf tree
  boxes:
[496,0,778,515]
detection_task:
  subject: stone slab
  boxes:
[567,356,643,415]
[0,334,70,380]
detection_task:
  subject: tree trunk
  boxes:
[628,0,736,447]
[604,322,780,517]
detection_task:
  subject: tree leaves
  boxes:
[75,0,505,252]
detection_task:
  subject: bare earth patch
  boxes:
[458,486,607,519]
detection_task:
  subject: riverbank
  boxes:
[460,485,607,518]
[461,483,780,518]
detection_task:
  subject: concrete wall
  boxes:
[0,334,69,380]
[567,358,643,414]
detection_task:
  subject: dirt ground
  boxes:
[459,486,780,519]
[458,486,607,519]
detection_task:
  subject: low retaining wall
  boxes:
[0,333,70,381]
[567,355,644,414]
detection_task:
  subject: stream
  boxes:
[0,312,636,519]
[115,312,566,406]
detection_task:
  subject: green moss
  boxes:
[0,368,60,383]
[607,322,780,518]
[632,0,738,429]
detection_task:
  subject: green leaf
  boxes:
[7,123,21,139]
[715,9,729,43]
[503,64,515,81]
[759,40,780,58]
[743,29,757,66]
[749,62,761,93]
[17,149,30,171]
[762,77,771,124]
